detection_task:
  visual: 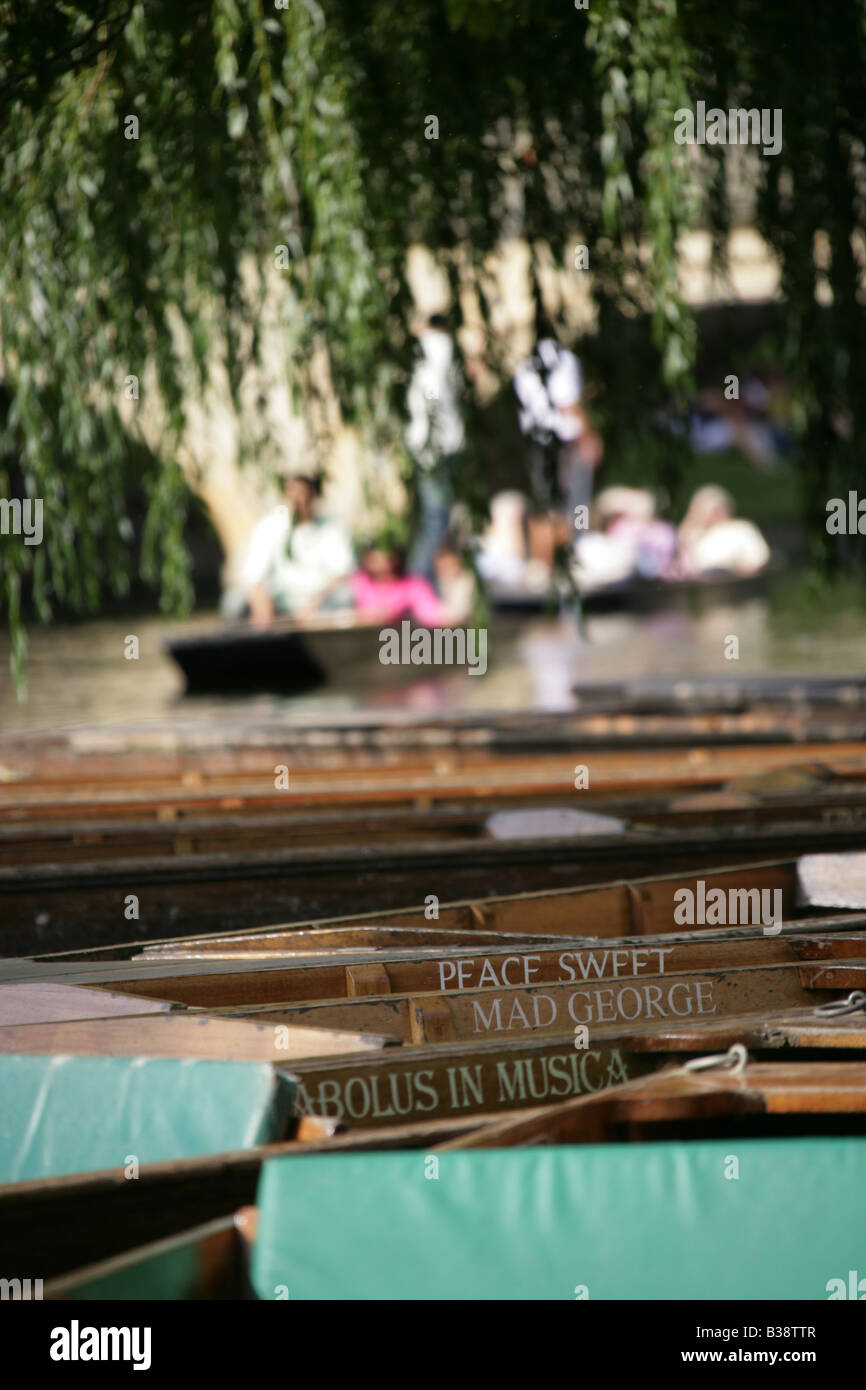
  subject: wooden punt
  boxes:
[9,817,866,955]
[180,959,843,1046]
[165,612,529,695]
[5,1005,866,1277]
[22,856,858,978]
[0,1116,497,1278]
[278,1034,657,1129]
[5,735,866,831]
[439,1058,866,1149]
[8,777,866,868]
[67,916,866,1011]
[573,673,866,712]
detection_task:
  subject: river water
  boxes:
[1,595,864,735]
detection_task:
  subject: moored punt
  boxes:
[22,852,866,968]
[0,1114,498,1278]
[68,916,866,1010]
[9,704,866,1302]
[5,732,866,829]
[9,819,866,954]
[182,959,845,1045]
[437,1057,866,1149]
[280,1031,657,1128]
[9,777,866,867]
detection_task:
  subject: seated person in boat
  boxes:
[476,490,554,595]
[227,473,354,626]
[350,544,449,626]
[433,541,478,625]
[571,488,677,594]
[677,485,770,577]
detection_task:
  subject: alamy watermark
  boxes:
[674,880,783,935]
[0,497,42,545]
[674,102,782,157]
[50,1321,152,1370]
[379,620,487,676]
[826,492,866,534]
[0,1276,43,1299]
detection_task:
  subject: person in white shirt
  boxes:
[513,317,603,522]
[227,473,354,626]
[405,314,466,580]
[677,485,771,577]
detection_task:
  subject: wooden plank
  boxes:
[0,983,174,1026]
[81,921,866,1010]
[439,1060,866,1149]
[206,960,841,1044]
[22,857,804,963]
[44,1214,250,1300]
[0,1117,494,1276]
[16,781,865,868]
[4,744,866,856]
[145,924,563,954]
[788,934,866,960]
[345,965,392,998]
[0,1013,394,1061]
[799,961,866,991]
[282,1033,657,1128]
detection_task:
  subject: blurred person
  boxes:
[476,491,530,587]
[596,487,678,580]
[434,542,478,624]
[405,313,465,581]
[225,473,354,627]
[351,544,449,626]
[476,491,552,593]
[571,528,637,594]
[677,485,771,577]
[690,373,791,467]
[513,316,603,519]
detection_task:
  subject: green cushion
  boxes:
[253,1138,866,1299]
[0,1055,293,1185]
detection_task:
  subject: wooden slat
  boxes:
[0,983,173,1026]
[439,1060,866,1149]
[44,1214,250,1300]
[0,1117,495,1276]
[24,857,804,962]
[0,1014,394,1061]
[204,960,840,1044]
[80,922,865,1010]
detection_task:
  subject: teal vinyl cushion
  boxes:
[253,1138,866,1299]
[0,1054,293,1185]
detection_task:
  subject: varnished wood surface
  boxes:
[29,858,805,963]
[75,922,865,1010]
[0,1013,394,1061]
[1,845,847,957]
[438,1060,866,1149]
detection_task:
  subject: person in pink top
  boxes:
[351,546,448,626]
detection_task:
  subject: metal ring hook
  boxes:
[814,990,866,1018]
[683,1043,748,1076]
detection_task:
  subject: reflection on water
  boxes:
[1,599,866,733]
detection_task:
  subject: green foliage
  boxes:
[1,0,865,686]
